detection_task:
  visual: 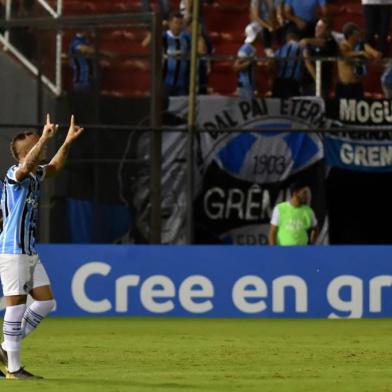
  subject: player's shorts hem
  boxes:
[0,254,51,297]
[1,290,27,297]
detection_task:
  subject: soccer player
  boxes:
[0,114,84,379]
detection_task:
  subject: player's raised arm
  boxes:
[15,114,58,182]
[45,115,84,178]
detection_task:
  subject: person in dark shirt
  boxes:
[271,26,304,98]
[300,17,338,97]
[69,33,96,94]
[185,18,213,95]
[381,60,392,98]
[196,27,213,95]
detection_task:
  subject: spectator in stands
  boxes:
[268,182,319,246]
[162,12,192,96]
[185,19,213,95]
[198,37,212,95]
[144,12,208,96]
[300,17,338,97]
[336,22,381,99]
[250,0,282,57]
[284,0,328,38]
[180,0,213,57]
[381,60,392,98]
[69,32,97,94]
[69,32,102,124]
[234,23,261,98]
[362,0,392,56]
[270,26,304,98]
[180,0,214,20]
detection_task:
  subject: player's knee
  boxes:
[37,298,56,313]
[46,299,56,312]
[6,295,27,307]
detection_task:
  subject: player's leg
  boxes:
[22,284,55,338]
[1,295,27,373]
[0,254,32,374]
[21,257,55,338]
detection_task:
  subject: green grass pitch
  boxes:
[1,318,391,391]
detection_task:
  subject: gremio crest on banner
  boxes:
[167,97,328,245]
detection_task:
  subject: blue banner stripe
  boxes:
[0,245,389,319]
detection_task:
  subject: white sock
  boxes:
[2,304,26,373]
[21,300,55,338]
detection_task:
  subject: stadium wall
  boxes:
[0,245,390,319]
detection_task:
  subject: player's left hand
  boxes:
[65,115,84,144]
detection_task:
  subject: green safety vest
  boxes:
[276,202,315,246]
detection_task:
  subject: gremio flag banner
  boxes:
[167,97,328,245]
[324,99,392,172]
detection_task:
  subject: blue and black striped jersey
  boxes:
[162,30,192,90]
[0,165,46,255]
[275,41,304,82]
[70,34,94,92]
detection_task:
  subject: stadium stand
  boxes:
[58,0,384,97]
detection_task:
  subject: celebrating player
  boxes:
[0,115,84,379]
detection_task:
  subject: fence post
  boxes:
[186,0,201,244]
[150,12,162,244]
[315,60,322,97]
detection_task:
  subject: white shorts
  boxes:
[0,254,51,296]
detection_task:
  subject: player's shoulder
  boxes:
[6,165,18,178]
[4,165,21,186]
[275,201,289,210]
[5,165,28,185]
[301,204,314,213]
[70,35,86,50]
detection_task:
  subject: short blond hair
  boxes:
[10,131,35,161]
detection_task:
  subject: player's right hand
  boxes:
[42,113,58,140]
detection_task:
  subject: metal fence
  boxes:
[1,9,391,245]
[0,10,164,243]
